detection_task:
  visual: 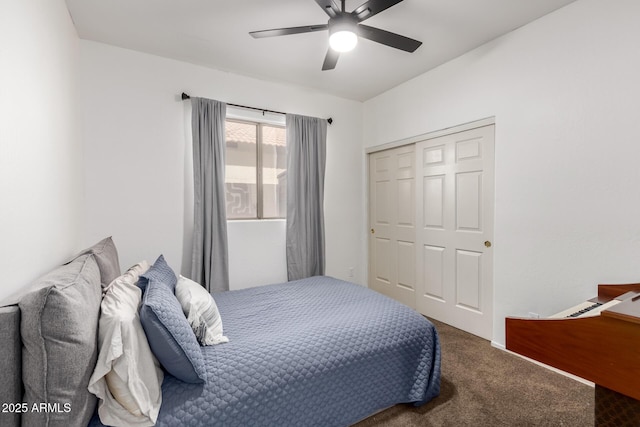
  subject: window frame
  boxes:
[224,117,286,221]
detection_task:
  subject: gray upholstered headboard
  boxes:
[0,305,22,427]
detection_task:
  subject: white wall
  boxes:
[0,0,82,301]
[227,220,287,289]
[79,41,365,290]
[363,0,640,346]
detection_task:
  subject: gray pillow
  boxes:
[0,306,21,427]
[139,255,206,383]
[19,254,102,427]
[66,236,121,288]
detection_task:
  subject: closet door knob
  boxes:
[371,228,375,234]
[484,241,492,248]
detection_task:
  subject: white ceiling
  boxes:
[65,0,577,101]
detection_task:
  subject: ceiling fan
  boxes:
[249,0,422,71]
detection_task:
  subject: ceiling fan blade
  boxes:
[322,48,340,71]
[351,0,404,22]
[250,24,328,39]
[315,0,340,18]
[358,24,422,52]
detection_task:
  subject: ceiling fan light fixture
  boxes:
[328,14,359,53]
[329,30,358,52]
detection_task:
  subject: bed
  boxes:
[0,238,441,427]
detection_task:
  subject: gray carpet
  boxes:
[354,318,594,427]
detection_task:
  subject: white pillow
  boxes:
[88,261,164,427]
[175,275,229,345]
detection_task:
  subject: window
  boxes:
[225,119,286,219]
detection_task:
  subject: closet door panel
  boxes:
[368,145,416,308]
[415,125,494,340]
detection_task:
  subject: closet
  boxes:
[368,122,494,339]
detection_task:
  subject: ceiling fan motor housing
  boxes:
[328,14,360,36]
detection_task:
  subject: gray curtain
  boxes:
[190,97,229,292]
[286,114,327,281]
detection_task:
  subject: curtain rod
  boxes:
[181,92,332,125]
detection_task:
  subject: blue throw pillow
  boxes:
[136,254,176,293]
[139,255,206,383]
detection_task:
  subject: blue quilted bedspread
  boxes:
[93,276,441,426]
